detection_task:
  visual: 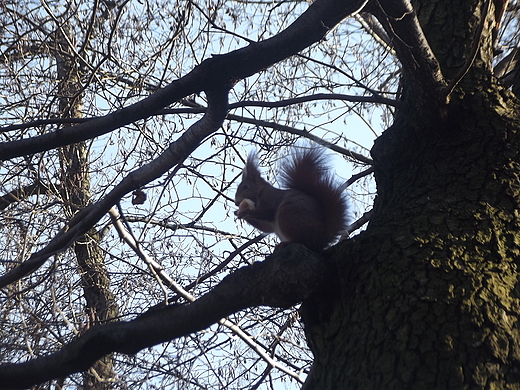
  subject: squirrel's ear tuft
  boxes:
[244,152,260,180]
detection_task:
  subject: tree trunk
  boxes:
[56,28,119,390]
[302,0,520,388]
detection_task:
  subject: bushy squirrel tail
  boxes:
[280,148,347,247]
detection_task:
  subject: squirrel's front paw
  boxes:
[235,198,255,218]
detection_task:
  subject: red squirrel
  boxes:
[234,149,346,251]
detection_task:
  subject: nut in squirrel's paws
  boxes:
[235,198,255,218]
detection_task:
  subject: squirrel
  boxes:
[234,148,346,252]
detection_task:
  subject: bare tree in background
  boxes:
[1,0,520,389]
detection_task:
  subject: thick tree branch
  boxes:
[0,0,369,161]
[371,0,447,97]
[0,245,328,389]
[443,0,491,102]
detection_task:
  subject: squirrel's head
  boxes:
[234,153,267,206]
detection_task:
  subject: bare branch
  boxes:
[495,47,519,79]
[339,166,375,191]
[1,92,398,135]
[372,0,447,97]
[108,207,194,302]
[355,12,395,54]
[0,88,229,288]
[0,181,51,210]
[123,215,240,237]
[345,209,373,234]
[0,244,327,389]
[0,0,370,161]
[223,113,374,165]
[230,93,401,109]
[109,208,302,380]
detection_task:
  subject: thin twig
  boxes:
[108,206,303,383]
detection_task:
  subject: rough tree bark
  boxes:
[56,27,118,389]
[301,0,520,388]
